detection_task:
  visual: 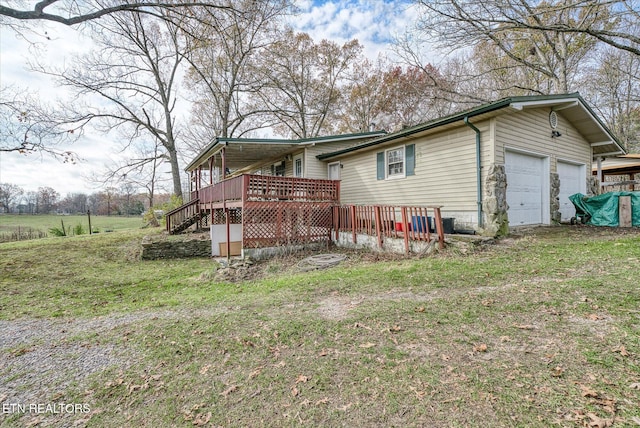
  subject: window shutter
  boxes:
[406,144,415,176]
[377,152,385,180]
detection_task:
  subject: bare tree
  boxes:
[59,192,88,214]
[36,186,59,213]
[98,138,171,209]
[0,183,24,213]
[413,0,639,57]
[0,1,233,26]
[257,30,363,138]
[403,0,602,98]
[0,85,78,162]
[337,57,388,133]
[32,11,188,197]
[183,0,292,151]
[583,45,640,152]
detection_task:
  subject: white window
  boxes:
[294,154,303,178]
[328,162,341,180]
[386,147,405,178]
[272,161,285,176]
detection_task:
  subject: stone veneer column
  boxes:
[587,176,600,196]
[550,172,561,224]
[482,164,509,237]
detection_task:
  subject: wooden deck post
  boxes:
[374,206,382,249]
[431,206,445,250]
[221,147,230,261]
[350,205,357,244]
[401,206,409,255]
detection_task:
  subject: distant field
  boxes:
[0,214,144,242]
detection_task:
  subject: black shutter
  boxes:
[377,152,385,180]
[406,144,415,176]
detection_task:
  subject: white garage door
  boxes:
[506,151,546,226]
[557,161,585,222]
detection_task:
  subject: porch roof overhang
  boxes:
[185,139,298,173]
[317,93,626,161]
[591,154,640,175]
[185,131,387,173]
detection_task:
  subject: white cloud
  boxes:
[288,0,420,60]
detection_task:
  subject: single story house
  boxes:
[169,92,625,257]
[318,92,625,234]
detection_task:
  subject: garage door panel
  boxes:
[506,151,544,226]
[557,161,585,222]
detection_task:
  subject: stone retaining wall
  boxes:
[141,234,211,260]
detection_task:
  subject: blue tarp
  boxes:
[569,192,640,227]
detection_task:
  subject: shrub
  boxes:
[49,219,68,237]
[143,195,183,227]
[73,223,86,236]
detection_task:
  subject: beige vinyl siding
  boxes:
[495,109,591,172]
[243,139,372,179]
[305,141,367,179]
[338,123,490,212]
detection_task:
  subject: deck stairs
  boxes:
[166,199,209,234]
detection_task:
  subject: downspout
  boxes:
[464,117,483,228]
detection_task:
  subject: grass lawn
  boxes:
[0,226,639,427]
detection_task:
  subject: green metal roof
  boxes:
[185,130,387,172]
[316,93,625,160]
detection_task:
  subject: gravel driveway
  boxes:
[0,309,207,427]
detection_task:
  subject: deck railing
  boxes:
[196,174,340,205]
[333,204,445,253]
[165,198,201,233]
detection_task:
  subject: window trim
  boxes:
[272,161,285,177]
[293,153,304,178]
[328,161,341,180]
[385,146,406,180]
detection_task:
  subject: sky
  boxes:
[0,0,419,197]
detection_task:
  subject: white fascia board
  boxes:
[509,98,578,110]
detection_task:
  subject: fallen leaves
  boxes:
[551,366,565,378]
[192,412,211,426]
[473,343,488,353]
[580,384,599,398]
[289,374,310,398]
[290,386,299,397]
[295,374,309,384]
[220,385,238,397]
[248,366,263,379]
[611,345,630,357]
[513,324,536,330]
[586,412,613,428]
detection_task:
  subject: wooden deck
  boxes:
[194,174,340,208]
[168,175,340,236]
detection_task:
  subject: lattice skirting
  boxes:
[207,202,334,248]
